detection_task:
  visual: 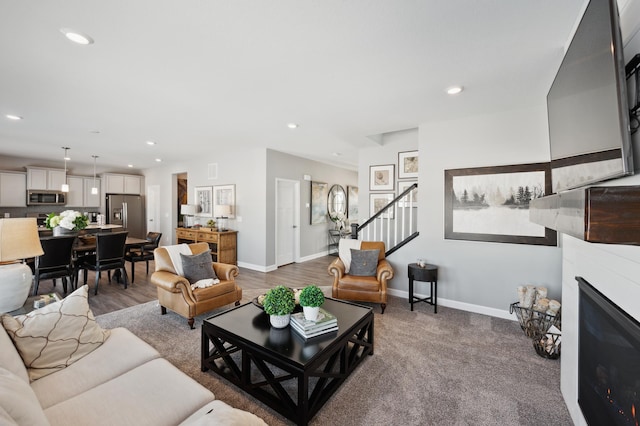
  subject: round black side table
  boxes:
[408,263,438,313]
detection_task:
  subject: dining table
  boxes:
[73,236,150,255]
[73,236,151,285]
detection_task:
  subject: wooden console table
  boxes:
[175,228,237,264]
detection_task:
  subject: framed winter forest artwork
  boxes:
[444,162,557,246]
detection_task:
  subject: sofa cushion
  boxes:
[31,327,160,409]
[192,281,237,302]
[181,251,218,283]
[0,367,50,425]
[0,321,29,383]
[349,249,379,276]
[179,400,268,426]
[1,285,110,381]
[43,358,215,426]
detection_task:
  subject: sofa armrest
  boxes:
[212,263,239,281]
[151,271,191,293]
[377,259,394,284]
[328,257,345,291]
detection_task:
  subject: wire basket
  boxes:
[533,332,561,359]
[509,302,561,338]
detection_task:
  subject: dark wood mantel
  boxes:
[530,186,640,245]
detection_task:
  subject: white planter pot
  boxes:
[303,306,320,322]
[53,226,78,237]
[269,314,291,328]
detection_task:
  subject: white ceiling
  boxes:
[0,0,585,171]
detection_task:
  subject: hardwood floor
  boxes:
[31,256,336,316]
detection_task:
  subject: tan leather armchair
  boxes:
[328,241,394,314]
[151,242,242,329]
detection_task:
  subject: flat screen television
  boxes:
[547,0,634,193]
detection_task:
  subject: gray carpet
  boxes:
[96,289,572,426]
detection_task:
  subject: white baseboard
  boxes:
[237,262,277,273]
[386,288,516,321]
[298,251,331,263]
[238,251,329,273]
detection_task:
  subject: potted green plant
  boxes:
[262,285,295,328]
[206,219,216,230]
[299,285,325,321]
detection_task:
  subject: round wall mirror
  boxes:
[327,184,347,218]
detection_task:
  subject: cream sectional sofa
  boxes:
[0,287,266,426]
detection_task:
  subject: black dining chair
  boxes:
[32,235,77,296]
[77,231,129,295]
[124,231,162,283]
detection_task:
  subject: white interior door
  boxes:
[146,184,161,235]
[276,179,300,267]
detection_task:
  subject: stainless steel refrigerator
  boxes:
[106,194,145,238]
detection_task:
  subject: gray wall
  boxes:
[265,149,357,266]
[142,147,356,271]
[358,111,563,317]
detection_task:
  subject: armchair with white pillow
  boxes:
[328,240,394,314]
[151,242,242,329]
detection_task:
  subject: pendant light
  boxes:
[61,147,70,192]
[91,155,99,195]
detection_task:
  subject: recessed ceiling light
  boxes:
[155,158,162,162]
[146,140,156,146]
[6,114,22,120]
[127,164,134,168]
[60,28,94,45]
[287,123,298,129]
[446,86,464,95]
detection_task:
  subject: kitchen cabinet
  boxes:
[102,173,142,195]
[0,172,27,207]
[83,178,101,207]
[26,167,66,190]
[66,176,101,208]
[66,176,84,207]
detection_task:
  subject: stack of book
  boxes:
[290,308,338,339]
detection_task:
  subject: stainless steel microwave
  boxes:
[26,190,66,205]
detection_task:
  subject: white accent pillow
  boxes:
[0,367,50,425]
[1,285,110,381]
[338,239,361,273]
[164,243,192,276]
[181,400,267,426]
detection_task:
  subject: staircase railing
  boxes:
[350,183,418,256]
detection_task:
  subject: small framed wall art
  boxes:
[213,184,236,219]
[370,193,395,219]
[397,180,417,208]
[310,181,328,225]
[398,150,418,179]
[194,186,213,217]
[347,185,358,219]
[369,164,395,191]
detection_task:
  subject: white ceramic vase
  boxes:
[303,306,320,322]
[0,263,33,313]
[269,314,291,328]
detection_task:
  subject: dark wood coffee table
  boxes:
[201,298,374,425]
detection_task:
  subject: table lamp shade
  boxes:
[214,205,231,218]
[181,204,197,216]
[0,218,43,262]
[0,218,43,313]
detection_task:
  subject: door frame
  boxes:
[275,178,300,266]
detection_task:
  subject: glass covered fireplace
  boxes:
[578,276,640,425]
